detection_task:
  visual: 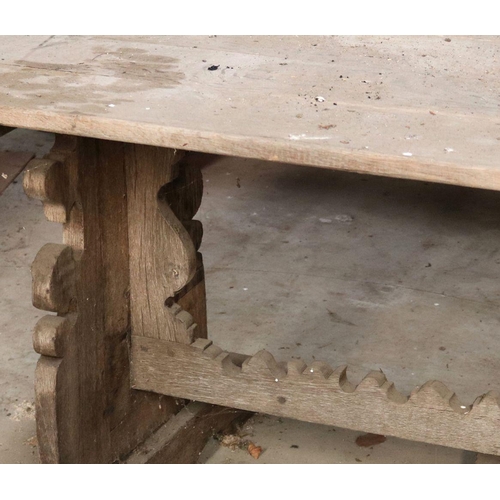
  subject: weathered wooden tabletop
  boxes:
[0,36,498,189]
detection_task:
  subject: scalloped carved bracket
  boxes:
[25,139,80,463]
[125,147,206,344]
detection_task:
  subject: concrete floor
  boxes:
[1,129,499,463]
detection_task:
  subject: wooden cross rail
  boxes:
[130,336,500,456]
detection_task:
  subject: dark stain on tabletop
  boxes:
[0,45,184,111]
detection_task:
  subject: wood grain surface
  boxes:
[131,336,500,456]
[124,402,251,464]
[125,146,203,343]
[27,136,178,462]
[0,36,499,189]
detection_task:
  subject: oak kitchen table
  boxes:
[0,36,499,463]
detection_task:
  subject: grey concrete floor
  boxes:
[1,129,499,463]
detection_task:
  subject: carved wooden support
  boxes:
[24,136,213,463]
[125,147,207,344]
[131,336,500,456]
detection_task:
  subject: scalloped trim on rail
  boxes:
[131,335,500,456]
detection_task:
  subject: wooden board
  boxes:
[131,336,500,456]
[124,402,251,464]
[0,151,33,194]
[0,36,499,190]
[125,146,204,344]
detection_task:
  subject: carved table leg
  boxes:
[24,136,243,463]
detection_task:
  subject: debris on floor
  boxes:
[9,401,36,422]
[219,434,242,451]
[215,421,264,459]
[24,436,38,448]
[334,214,353,223]
[355,433,387,448]
[247,442,263,459]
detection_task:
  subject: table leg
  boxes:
[24,135,246,463]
